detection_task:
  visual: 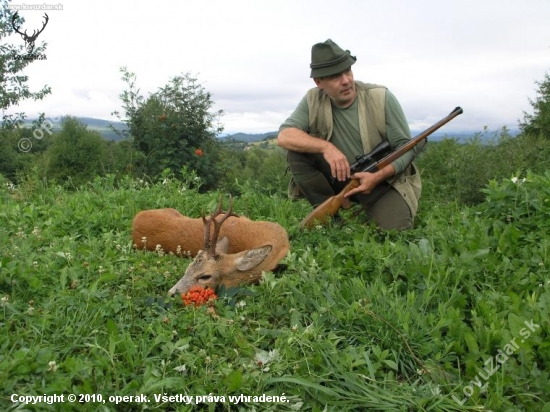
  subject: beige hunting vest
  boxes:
[306,81,422,217]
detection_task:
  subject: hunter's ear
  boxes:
[235,245,272,271]
[215,236,230,254]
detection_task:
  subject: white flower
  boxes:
[511,176,518,183]
[174,364,187,373]
[254,349,280,368]
[431,384,441,396]
[48,361,58,372]
[155,244,165,257]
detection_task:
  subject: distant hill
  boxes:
[22,117,128,141]
[18,117,518,143]
[219,130,518,144]
[220,131,278,142]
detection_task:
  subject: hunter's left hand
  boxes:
[344,172,378,198]
[344,164,396,198]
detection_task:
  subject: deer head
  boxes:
[168,196,273,296]
[11,12,49,54]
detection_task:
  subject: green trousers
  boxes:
[287,151,413,231]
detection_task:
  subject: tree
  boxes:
[0,0,51,128]
[45,117,107,187]
[520,72,550,139]
[114,68,224,189]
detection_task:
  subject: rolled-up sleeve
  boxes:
[278,95,310,133]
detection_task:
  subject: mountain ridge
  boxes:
[18,117,517,142]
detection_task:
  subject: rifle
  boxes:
[299,106,463,229]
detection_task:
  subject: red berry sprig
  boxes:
[181,286,217,307]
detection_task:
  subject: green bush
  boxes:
[417,130,550,205]
[44,117,107,187]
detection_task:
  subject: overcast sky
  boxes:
[5,0,550,135]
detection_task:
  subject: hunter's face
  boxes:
[314,68,356,108]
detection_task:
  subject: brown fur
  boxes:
[131,208,290,294]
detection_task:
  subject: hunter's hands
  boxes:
[322,144,350,181]
[344,172,378,197]
[344,164,396,198]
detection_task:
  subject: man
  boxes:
[277,39,421,230]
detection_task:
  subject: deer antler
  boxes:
[202,196,239,256]
[11,12,49,53]
[11,12,25,37]
[31,13,49,40]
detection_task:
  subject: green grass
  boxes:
[0,172,549,411]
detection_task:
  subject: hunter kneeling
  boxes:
[277,39,421,231]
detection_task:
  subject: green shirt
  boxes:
[279,88,415,174]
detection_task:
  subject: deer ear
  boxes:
[235,245,273,271]
[215,236,230,254]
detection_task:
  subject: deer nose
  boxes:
[167,286,180,296]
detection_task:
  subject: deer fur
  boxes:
[131,199,289,295]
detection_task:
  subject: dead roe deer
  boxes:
[131,197,290,295]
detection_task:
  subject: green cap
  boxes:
[310,39,357,78]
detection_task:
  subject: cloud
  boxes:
[4,0,550,135]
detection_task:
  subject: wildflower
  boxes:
[254,349,280,370]
[511,176,527,184]
[174,364,187,373]
[181,286,217,307]
[1,296,8,307]
[155,244,165,257]
[48,361,57,372]
[194,149,203,157]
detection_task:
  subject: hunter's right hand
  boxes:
[322,143,350,182]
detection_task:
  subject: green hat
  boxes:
[310,39,357,78]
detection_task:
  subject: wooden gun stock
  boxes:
[299,107,463,229]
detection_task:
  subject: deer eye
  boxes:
[197,275,212,281]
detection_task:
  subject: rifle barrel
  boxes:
[375,106,463,171]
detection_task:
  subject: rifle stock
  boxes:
[299,106,463,229]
